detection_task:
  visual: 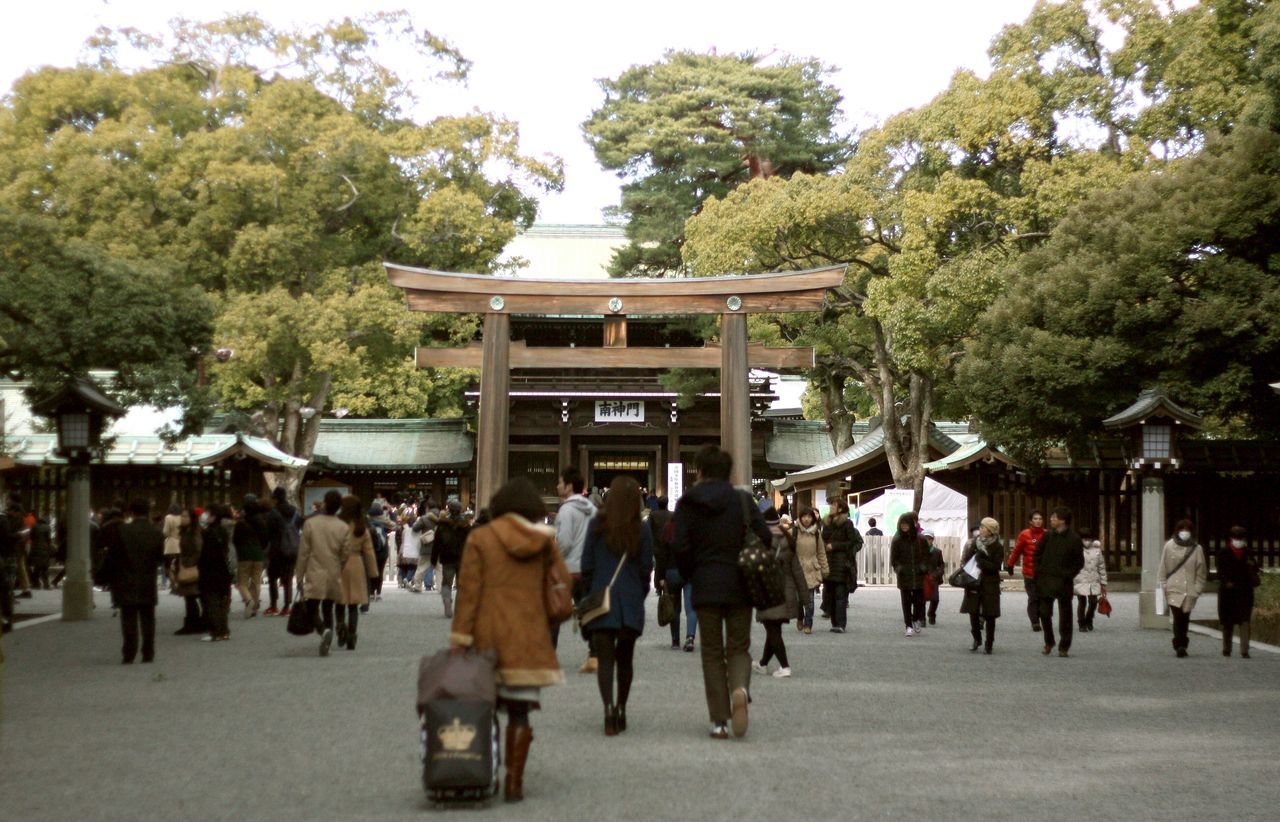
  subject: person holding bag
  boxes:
[449,477,569,802]
[1074,537,1108,632]
[580,477,654,736]
[959,518,1004,654]
[1157,519,1207,658]
[784,507,827,634]
[335,495,379,651]
[173,508,205,636]
[1216,525,1258,658]
[752,508,808,678]
[198,504,233,642]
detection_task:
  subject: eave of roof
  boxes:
[1102,388,1204,430]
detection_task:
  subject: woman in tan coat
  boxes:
[1157,518,1207,658]
[449,477,568,803]
[336,495,378,651]
[296,490,349,656]
[162,504,183,589]
[783,507,828,634]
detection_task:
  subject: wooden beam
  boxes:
[403,289,832,315]
[721,312,752,487]
[417,340,814,370]
[603,315,627,348]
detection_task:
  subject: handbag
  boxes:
[576,554,626,628]
[949,552,980,589]
[543,551,574,626]
[176,563,199,585]
[287,588,315,636]
[1097,592,1113,617]
[657,589,677,627]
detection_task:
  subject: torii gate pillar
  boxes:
[475,313,510,509]
[720,312,751,487]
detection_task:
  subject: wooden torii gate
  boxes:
[385,264,846,506]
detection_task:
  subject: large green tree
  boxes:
[583,51,848,276]
[0,12,563,499]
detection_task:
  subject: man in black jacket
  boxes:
[430,500,470,618]
[650,498,685,650]
[674,445,772,740]
[1035,506,1086,658]
[100,499,165,663]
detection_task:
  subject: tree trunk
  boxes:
[820,371,854,453]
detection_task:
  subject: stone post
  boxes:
[1138,475,1167,629]
[61,464,93,621]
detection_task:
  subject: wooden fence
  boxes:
[857,535,969,586]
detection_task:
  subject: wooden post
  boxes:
[720,312,751,488]
[475,313,511,509]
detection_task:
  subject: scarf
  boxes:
[1174,534,1196,548]
[976,534,998,555]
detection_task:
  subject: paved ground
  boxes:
[2,583,1278,820]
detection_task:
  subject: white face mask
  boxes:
[1231,538,1246,549]
[198,512,211,528]
[1177,530,1192,542]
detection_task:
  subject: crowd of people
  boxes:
[0,444,1266,803]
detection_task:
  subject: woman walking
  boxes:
[890,512,929,637]
[1217,525,1258,658]
[197,505,233,642]
[1157,519,1207,658]
[785,508,827,635]
[162,503,183,590]
[959,518,1004,654]
[1074,538,1108,632]
[449,477,570,802]
[397,509,421,589]
[752,508,808,677]
[581,476,654,735]
[336,495,378,651]
[296,490,349,656]
[173,508,205,635]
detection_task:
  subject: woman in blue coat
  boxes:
[581,476,654,736]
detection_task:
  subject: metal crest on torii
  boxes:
[385,263,847,506]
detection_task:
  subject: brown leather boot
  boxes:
[504,724,533,802]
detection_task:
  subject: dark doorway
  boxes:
[589,454,653,495]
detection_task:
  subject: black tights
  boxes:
[306,598,334,633]
[900,588,925,627]
[504,699,530,727]
[592,629,637,708]
[760,620,789,669]
[335,603,359,633]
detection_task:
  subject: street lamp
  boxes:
[32,377,125,621]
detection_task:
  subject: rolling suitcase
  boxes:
[417,648,499,805]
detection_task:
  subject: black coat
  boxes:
[960,537,1005,618]
[649,508,675,582]
[1216,546,1257,626]
[891,531,929,591]
[822,515,862,585]
[673,480,772,609]
[198,522,234,594]
[1034,528,1085,599]
[430,516,470,566]
[99,519,164,607]
[756,528,809,623]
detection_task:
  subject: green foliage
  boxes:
[959,126,1280,457]
[583,51,847,276]
[0,13,562,459]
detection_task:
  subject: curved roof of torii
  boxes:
[385,263,847,315]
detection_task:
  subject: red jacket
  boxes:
[1008,526,1044,578]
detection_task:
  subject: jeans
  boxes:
[439,564,458,617]
[802,587,816,628]
[1024,577,1040,627]
[927,582,940,620]
[119,604,156,662]
[683,585,697,639]
[695,605,752,724]
[1039,593,1074,651]
[663,571,685,645]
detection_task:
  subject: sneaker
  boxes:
[730,687,749,738]
[683,637,696,652]
[262,606,279,617]
[244,603,253,619]
[200,634,216,642]
[772,667,792,678]
[905,627,915,637]
[803,626,812,635]
[280,606,291,617]
[751,661,769,675]
[830,626,844,634]
[320,628,333,657]
[671,641,681,650]
[709,723,729,740]
[579,657,598,674]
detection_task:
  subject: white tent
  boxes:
[852,477,969,541]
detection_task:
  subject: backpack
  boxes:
[736,492,785,610]
[280,510,300,560]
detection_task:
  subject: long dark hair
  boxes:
[599,476,642,559]
[340,494,367,537]
[181,507,203,549]
[490,477,546,522]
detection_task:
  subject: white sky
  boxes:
[1,0,1044,225]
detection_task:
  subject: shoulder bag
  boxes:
[576,554,626,628]
[737,492,786,610]
[657,587,678,627]
[287,588,315,636]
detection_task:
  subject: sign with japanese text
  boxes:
[595,400,644,423]
[667,462,683,508]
